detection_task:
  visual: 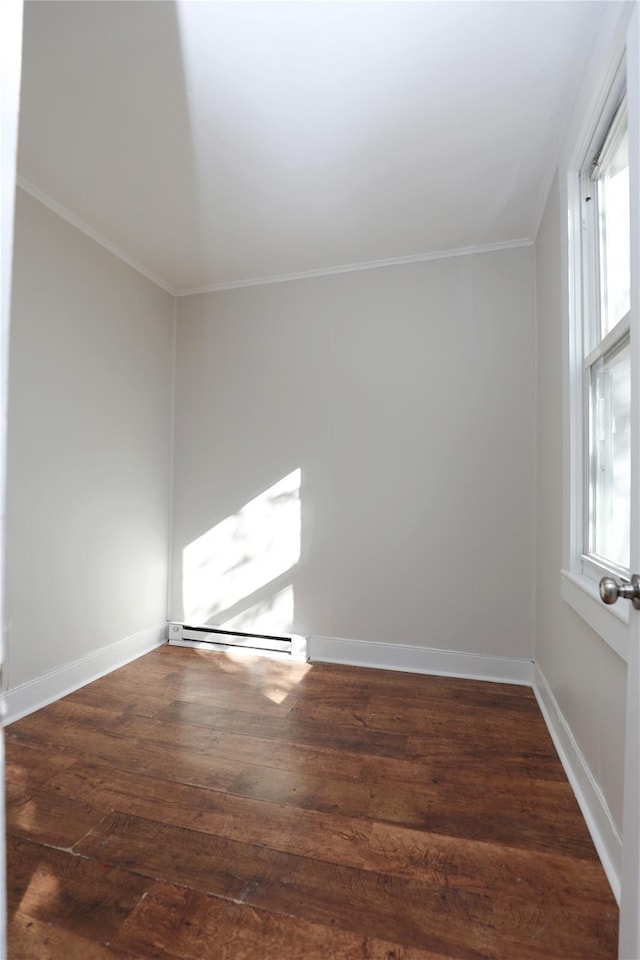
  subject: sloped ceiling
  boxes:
[17,0,605,293]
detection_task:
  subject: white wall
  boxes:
[535,174,627,851]
[5,189,174,691]
[531,7,636,898]
[171,247,536,659]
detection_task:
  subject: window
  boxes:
[580,95,631,580]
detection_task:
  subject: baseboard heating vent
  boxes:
[168,623,308,661]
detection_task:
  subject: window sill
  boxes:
[560,569,629,662]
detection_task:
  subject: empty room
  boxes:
[1,1,640,958]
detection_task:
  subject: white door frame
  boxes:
[0,0,24,954]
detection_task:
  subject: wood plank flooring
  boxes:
[5,645,618,959]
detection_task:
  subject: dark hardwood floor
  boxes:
[5,645,618,958]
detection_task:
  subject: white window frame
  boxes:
[581,96,630,577]
[562,56,631,663]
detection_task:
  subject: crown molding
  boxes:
[16,177,178,297]
[16,177,534,299]
[175,238,534,297]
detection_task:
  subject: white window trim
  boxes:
[560,569,629,661]
[560,12,633,663]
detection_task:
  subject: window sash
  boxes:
[585,331,631,571]
[580,95,631,577]
[580,99,628,354]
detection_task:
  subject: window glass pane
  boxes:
[597,123,630,336]
[589,338,631,569]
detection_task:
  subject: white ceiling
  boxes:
[18,0,605,294]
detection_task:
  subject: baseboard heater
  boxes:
[168,623,308,660]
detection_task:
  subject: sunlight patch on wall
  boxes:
[183,468,301,625]
[219,584,294,637]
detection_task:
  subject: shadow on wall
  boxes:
[182,468,302,636]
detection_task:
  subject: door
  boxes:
[621,10,640,952]
[619,617,640,956]
[599,8,640,957]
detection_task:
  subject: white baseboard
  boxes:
[2,623,167,726]
[308,635,535,685]
[533,664,622,904]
